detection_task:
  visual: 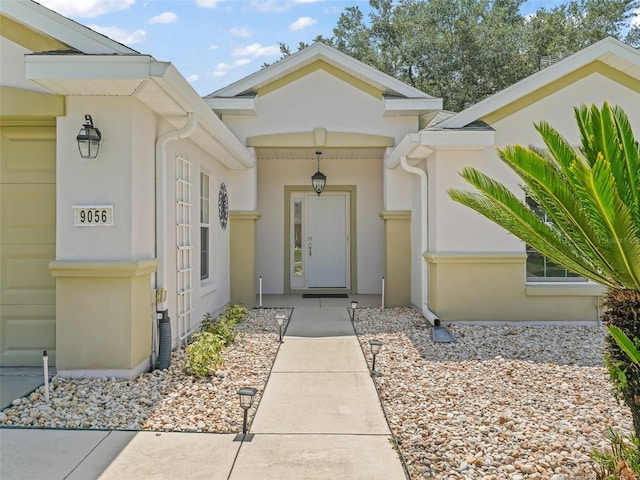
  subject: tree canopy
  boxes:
[276,0,639,111]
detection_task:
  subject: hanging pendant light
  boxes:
[311,151,326,196]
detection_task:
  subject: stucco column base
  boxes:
[230,211,261,307]
[49,259,157,378]
[380,211,411,307]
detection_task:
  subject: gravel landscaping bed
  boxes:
[1,306,633,480]
[0,308,291,433]
[354,307,634,480]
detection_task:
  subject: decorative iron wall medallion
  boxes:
[218,182,229,230]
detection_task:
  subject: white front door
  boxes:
[290,192,349,289]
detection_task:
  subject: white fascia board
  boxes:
[1,0,137,54]
[386,129,495,168]
[210,42,433,99]
[26,54,161,84]
[383,97,443,116]
[439,37,637,129]
[204,97,257,115]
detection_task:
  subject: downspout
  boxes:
[399,155,440,325]
[153,112,198,366]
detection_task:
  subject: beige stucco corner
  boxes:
[380,211,411,306]
[49,259,157,378]
[230,211,261,307]
[424,253,601,322]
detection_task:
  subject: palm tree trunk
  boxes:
[601,289,640,438]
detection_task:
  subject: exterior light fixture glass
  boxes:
[369,339,383,377]
[76,114,102,159]
[276,314,286,343]
[238,387,257,434]
[349,300,358,322]
[311,151,326,196]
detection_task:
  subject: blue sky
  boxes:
[37,0,631,96]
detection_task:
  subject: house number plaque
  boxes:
[73,205,114,226]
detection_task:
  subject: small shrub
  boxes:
[200,312,216,333]
[591,428,640,480]
[201,316,236,346]
[223,304,248,324]
[199,305,246,346]
[186,332,225,377]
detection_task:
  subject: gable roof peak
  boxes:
[206,41,437,100]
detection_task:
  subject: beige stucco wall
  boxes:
[53,95,236,372]
[380,211,411,306]
[221,69,418,146]
[229,211,260,307]
[419,71,637,322]
[51,260,157,376]
[221,69,416,295]
[256,156,384,294]
[426,253,604,322]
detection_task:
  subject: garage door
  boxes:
[0,125,56,366]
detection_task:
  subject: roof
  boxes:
[437,37,640,129]
[1,0,138,55]
[205,42,443,116]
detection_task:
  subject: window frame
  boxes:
[200,171,210,282]
[525,196,586,283]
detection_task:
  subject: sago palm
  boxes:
[448,102,640,436]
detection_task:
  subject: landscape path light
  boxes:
[238,387,257,435]
[350,300,358,322]
[276,314,286,343]
[369,339,383,377]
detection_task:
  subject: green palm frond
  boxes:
[449,168,618,287]
[448,102,640,291]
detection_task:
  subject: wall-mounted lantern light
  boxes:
[311,151,326,196]
[76,114,102,159]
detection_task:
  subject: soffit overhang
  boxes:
[386,128,495,169]
[26,53,255,169]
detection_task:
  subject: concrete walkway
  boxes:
[0,296,407,480]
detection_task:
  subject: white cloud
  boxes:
[39,0,135,18]
[632,7,640,27]
[216,59,252,71]
[212,59,251,77]
[231,27,252,38]
[149,12,178,24]
[186,74,199,82]
[231,43,281,58]
[88,24,147,44]
[196,0,224,8]
[250,1,292,13]
[289,16,317,32]
[209,44,220,50]
[250,0,321,13]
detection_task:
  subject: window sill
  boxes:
[200,279,217,297]
[525,282,605,297]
